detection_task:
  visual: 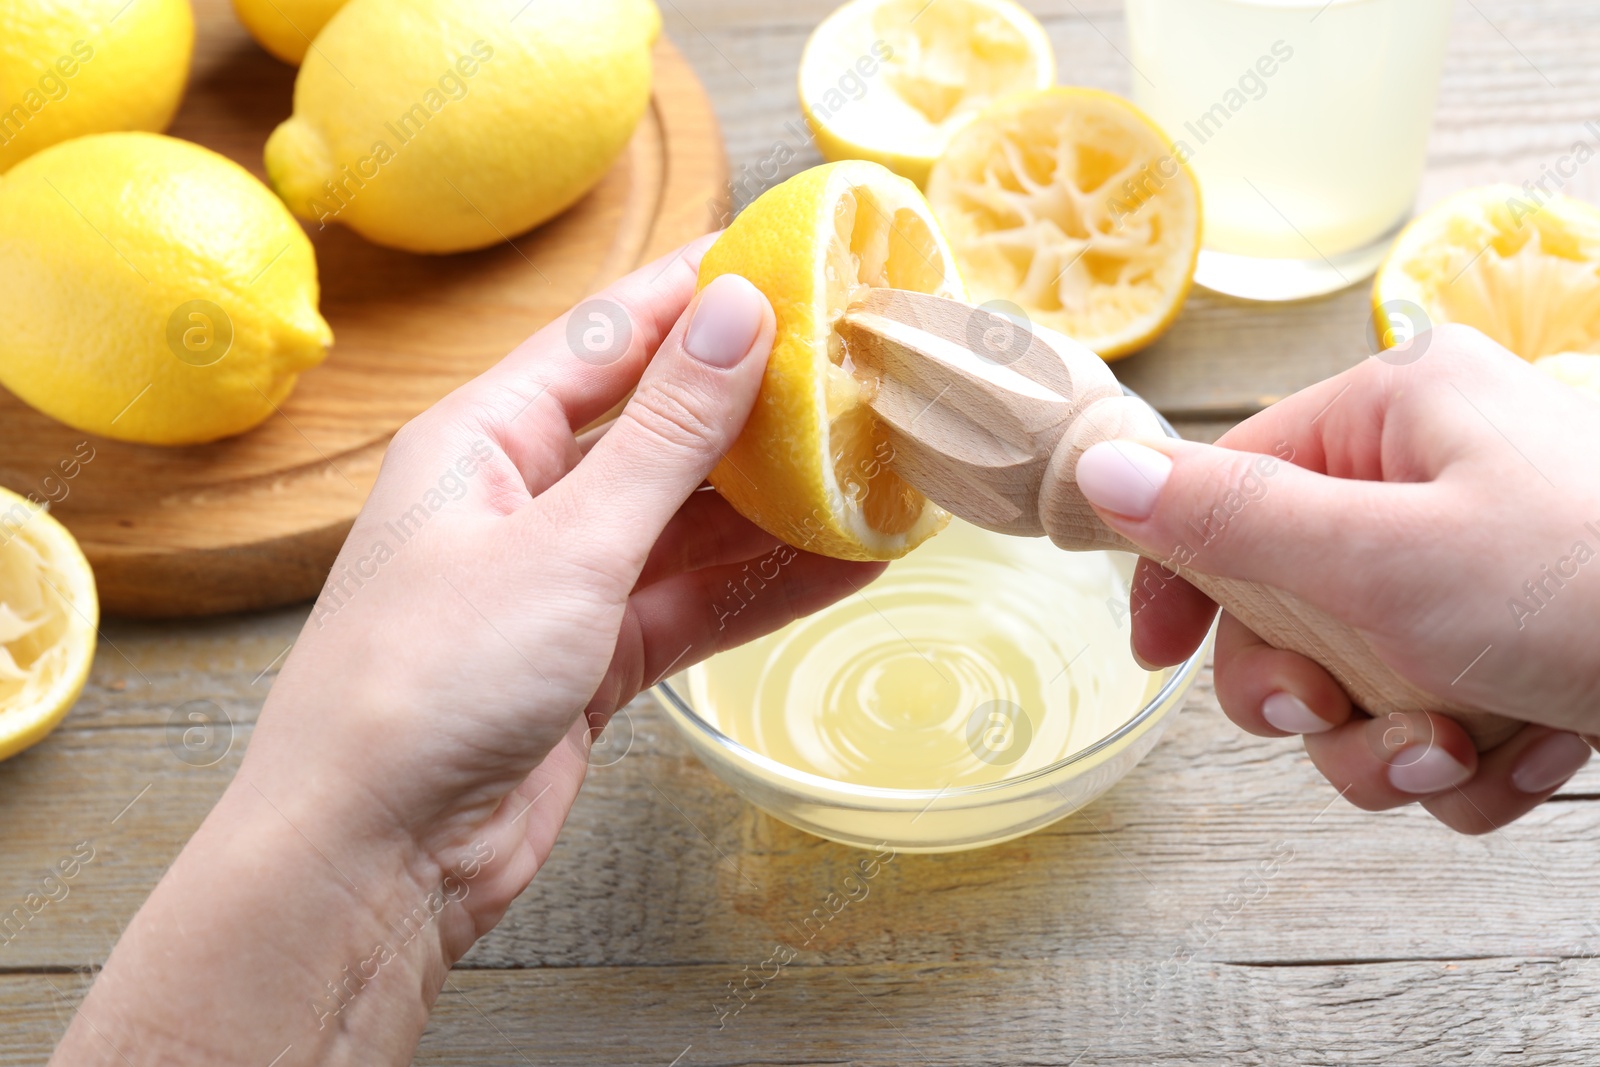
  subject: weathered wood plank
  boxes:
[6,957,1600,1066]
[65,608,301,731]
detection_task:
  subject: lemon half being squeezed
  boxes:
[699,160,966,561]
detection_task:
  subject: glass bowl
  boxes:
[655,541,1211,853]
[654,397,1210,854]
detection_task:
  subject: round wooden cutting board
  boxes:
[0,1,728,618]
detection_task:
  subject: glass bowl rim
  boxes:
[652,386,1200,806]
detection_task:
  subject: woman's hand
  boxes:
[255,235,887,945]
[1076,324,1597,834]
[53,237,885,1066]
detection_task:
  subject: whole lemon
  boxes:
[0,133,333,446]
[231,0,348,66]
[0,0,195,173]
[264,0,661,254]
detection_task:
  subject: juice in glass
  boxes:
[1125,0,1454,300]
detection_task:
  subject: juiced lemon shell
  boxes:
[927,87,1201,361]
[1375,185,1600,362]
[0,487,97,764]
[265,0,661,254]
[699,161,966,562]
[1535,352,1600,398]
[800,0,1056,186]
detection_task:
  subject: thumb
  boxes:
[1072,435,1402,606]
[552,273,775,573]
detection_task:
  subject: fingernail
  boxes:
[1388,745,1472,795]
[1511,732,1592,794]
[685,275,766,368]
[1075,441,1172,520]
[1261,692,1335,735]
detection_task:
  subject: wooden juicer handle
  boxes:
[837,289,1520,751]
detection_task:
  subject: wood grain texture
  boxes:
[838,288,1122,537]
[0,0,728,619]
[5,2,1600,1064]
[8,957,1600,1066]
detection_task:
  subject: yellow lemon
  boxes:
[0,487,96,763]
[0,0,194,173]
[926,88,1200,361]
[1374,185,1600,362]
[800,0,1054,187]
[699,160,965,561]
[265,0,661,254]
[231,0,348,66]
[0,133,332,446]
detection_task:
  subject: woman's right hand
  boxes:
[1075,324,1599,833]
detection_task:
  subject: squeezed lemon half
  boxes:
[699,160,966,561]
[800,0,1055,186]
[1375,185,1600,361]
[0,489,97,763]
[927,88,1201,360]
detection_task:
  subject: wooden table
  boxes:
[6,1,1600,1062]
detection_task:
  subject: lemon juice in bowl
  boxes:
[682,520,1157,788]
[659,520,1201,852]
[1124,0,1454,301]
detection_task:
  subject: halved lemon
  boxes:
[0,487,97,762]
[699,160,966,561]
[800,0,1055,187]
[1374,185,1600,363]
[926,87,1200,361]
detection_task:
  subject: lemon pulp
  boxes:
[683,521,1160,791]
[699,160,963,561]
[823,183,950,536]
[800,0,1055,185]
[0,489,97,762]
[927,88,1201,360]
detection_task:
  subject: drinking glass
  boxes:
[1124,0,1454,301]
